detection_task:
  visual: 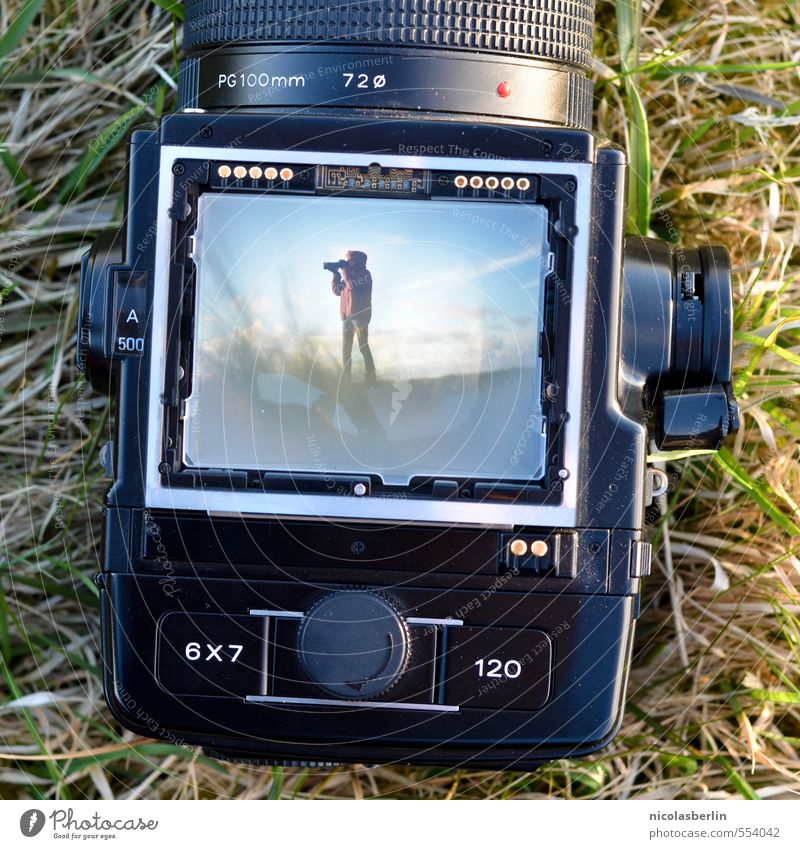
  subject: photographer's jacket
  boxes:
[332,251,372,323]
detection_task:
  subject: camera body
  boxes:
[78,1,738,768]
[323,260,348,274]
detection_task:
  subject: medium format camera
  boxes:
[78,0,739,768]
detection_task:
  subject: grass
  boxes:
[1,0,799,799]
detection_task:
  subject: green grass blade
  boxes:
[714,448,800,535]
[0,145,37,203]
[749,689,800,705]
[0,0,45,63]
[715,756,760,800]
[654,60,800,76]
[0,67,109,87]
[658,753,699,775]
[616,0,651,235]
[267,767,285,799]
[737,330,800,367]
[0,592,12,664]
[151,0,184,20]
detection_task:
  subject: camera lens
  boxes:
[180,0,596,127]
[183,0,594,67]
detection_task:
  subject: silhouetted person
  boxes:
[331,250,376,386]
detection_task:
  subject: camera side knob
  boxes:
[298,592,409,700]
[77,230,122,393]
[619,236,739,450]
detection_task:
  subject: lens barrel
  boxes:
[179,0,596,127]
[183,0,595,69]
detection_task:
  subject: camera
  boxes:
[323,260,347,274]
[78,0,739,769]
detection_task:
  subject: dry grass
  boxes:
[0,0,799,799]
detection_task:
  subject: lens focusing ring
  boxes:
[183,0,596,71]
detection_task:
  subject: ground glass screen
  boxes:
[184,192,550,486]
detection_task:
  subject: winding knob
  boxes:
[298,591,409,700]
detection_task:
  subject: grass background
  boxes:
[0,0,799,799]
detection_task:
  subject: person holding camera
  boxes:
[330,250,377,386]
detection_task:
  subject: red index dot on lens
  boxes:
[497,81,511,98]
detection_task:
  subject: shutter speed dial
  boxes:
[298,592,409,700]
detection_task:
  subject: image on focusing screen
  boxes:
[184,193,550,485]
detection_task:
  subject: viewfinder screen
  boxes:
[184,192,549,486]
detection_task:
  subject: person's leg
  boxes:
[342,321,354,381]
[355,325,376,382]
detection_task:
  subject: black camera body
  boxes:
[78,1,738,768]
[323,260,347,274]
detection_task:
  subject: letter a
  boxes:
[126,309,139,324]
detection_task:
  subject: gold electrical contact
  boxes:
[509,539,528,557]
[530,540,549,558]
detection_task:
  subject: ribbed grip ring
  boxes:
[183,0,596,70]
